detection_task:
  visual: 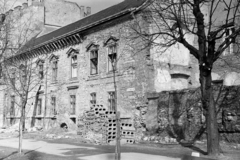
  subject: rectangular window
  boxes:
[52,61,58,82]
[0,65,2,79]
[223,26,235,56]
[37,98,42,115]
[90,92,96,105]
[108,91,116,111]
[11,72,15,88]
[70,95,76,115]
[39,63,44,79]
[51,96,56,115]
[108,45,117,72]
[71,55,78,78]
[90,50,98,75]
[10,96,15,116]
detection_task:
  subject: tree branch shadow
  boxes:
[0,151,18,160]
[24,147,41,155]
[180,143,207,155]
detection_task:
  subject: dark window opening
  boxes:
[10,96,15,117]
[108,91,116,111]
[0,65,2,79]
[90,50,98,75]
[39,63,44,79]
[37,98,42,115]
[71,55,78,78]
[70,95,76,115]
[90,92,96,105]
[51,96,56,115]
[108,45,117,72]
[52,61,58,82]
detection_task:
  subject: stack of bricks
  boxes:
[77,104,135,144]
[121,123,135,144]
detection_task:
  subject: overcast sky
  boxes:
[69,0,124,13]
[7,0,124,14]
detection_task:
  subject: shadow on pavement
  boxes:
[24,147,41,155]
[180,143,207,155]
[0,151,17,160]
[26,151,42,160]
[181,155,216,160]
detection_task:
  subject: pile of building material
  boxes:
[77,104,135,144]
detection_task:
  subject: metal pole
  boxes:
[112,61,121,160]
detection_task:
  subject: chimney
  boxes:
[22,3,28,9]
[80,6,85,18]
[86,7,91,16]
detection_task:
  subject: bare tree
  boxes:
[0,0,46,154]
[130,0,240,156]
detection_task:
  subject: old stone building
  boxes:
[1,0,239,143]
[0,0,91,128]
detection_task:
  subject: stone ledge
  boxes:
[169,65,191,78]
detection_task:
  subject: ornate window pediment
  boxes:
[36,59,45,65]
[86,42,99,52]
[103,36,119,47]
[66,48,79,58]
[49,54,59,62]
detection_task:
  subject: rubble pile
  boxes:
[77,104,135,144]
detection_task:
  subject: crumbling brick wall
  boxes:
[146,85,240,143]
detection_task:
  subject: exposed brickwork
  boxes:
[147,85,240,143]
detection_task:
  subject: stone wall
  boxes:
[146,85,240,143]
[2,14,153,130]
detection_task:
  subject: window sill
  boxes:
[105,71,121,78]
[46,115,57,119]
[87,74,100,81]
[51,81,58,85]
[70,77,78,81]
[6,116,20,119]
[70,115,77,118]
[35,115,44,118]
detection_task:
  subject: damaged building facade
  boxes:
[0,0,91,128]
[0,0,239,143]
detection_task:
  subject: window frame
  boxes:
[223,25,236,56]
[70,95,76,115]
[90,49,99,75]
[51,96,57,115]
[37,98,42,115]
[71,54,78,79]
[10,71,16,88]
[108,91,116,111]
[52,60,58,82]
[107,44,117,73]
[39,62,44,79]
[90,92,96,105]
[10,95,15,117]
[0,64,2,79]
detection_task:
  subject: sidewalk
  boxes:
[0,138,180,160]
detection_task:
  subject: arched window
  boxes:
[36,59,44,79]
[49,54,59,82]
[67,48,79,79]
[86,42,99,75]
[104,36,119,72]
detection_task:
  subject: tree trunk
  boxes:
[19,105,24,154]
[22,105,26,131]
[199,68,219,156]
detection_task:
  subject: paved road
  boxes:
[0,138,214,160]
